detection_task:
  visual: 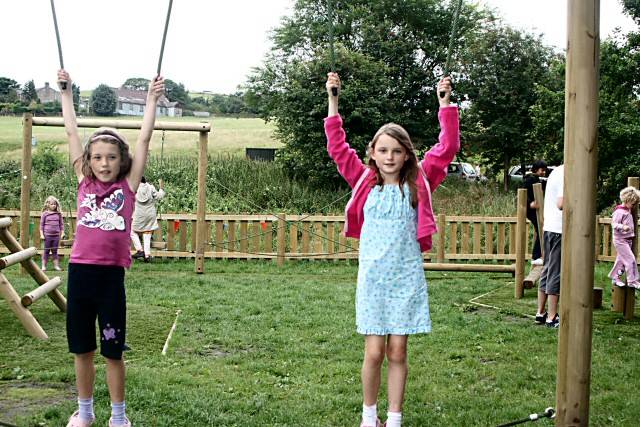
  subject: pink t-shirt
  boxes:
[70,177,135,268]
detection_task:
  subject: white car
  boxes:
[447,162,485,182]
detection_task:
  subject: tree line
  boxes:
[0,77,256,117]
[243,0,640,209]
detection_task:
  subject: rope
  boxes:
[440,0,464,99]
[157,0,174,76]
[49,0,67,90]
[496,407,555,427]
[327,0,338,96]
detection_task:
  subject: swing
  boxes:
[149,130,167,250]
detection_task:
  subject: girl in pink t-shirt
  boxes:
[58,69,164,427]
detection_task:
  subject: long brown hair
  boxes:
[78,128,132,181]
[367,123,419,208]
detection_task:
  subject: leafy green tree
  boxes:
[0,77,19,102]
[165,79,189,105]
[245,0,484,187]
[22,80,39,102]
[122,78,150,91]
[90,84,117,116]
[457,24,555,189]
[622,0,640,22]
[72,83,81,111]
[530,29,640,210]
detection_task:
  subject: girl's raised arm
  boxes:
[58,70,83,181]
[128,76,165,192]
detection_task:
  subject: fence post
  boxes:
[514,188,527,298]
[437,214,446,263]
[277,214,286,266]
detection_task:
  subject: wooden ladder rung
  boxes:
[21,276,63,307]
[0,247,37,270]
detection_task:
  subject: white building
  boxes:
[114,88,182,117]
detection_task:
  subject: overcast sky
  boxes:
[0,1,635,94]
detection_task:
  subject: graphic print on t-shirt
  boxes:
[78,189,126,231]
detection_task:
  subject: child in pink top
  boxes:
[58,69,164,427]
[40,195,65,271]
[608,186,640,288]
[325,72,459,427]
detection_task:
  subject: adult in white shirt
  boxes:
[535,165,564,328]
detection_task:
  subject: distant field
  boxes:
[0,115,281,160]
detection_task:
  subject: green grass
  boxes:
[1,260,638,426]
[0,116,280,160]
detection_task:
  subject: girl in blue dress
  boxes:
[324,72,459,427]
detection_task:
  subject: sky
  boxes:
[0,1,636,95]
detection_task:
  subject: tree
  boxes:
[72,83,81,111]
[530,28,640,210]
[22,80,39,102]
[122,78,150,91]
[165,79,189,105]
[245,0,484,187]
[457,24,555,190]
[0,77,19,102]
[90,84,117,116]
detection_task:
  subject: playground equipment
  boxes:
[0,217,66,339]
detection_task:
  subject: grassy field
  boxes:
[0,115,281,160]
[0,260,638,426]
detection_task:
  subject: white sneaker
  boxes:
[531,258,543,266]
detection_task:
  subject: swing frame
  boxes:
[20,115,211,274]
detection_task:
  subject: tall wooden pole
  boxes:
[514,188,527,298]
[194,130,208,273]
[556,1,600,425]
[20,113,33,275]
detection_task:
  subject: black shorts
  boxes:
[66,263,126,360]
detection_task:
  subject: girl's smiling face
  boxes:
[370,134,409,182]
[89,141,121,183]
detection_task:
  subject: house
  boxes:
[114,88,182,117]
[36,82,61,104]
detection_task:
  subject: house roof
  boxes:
[114,88,179,108]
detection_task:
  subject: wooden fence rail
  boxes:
[2,209,635,264]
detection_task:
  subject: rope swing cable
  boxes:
[49,0,67,89]
[327,0,338,96]
[440,0,464,99]
[157,0,174,77]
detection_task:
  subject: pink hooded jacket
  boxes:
[324,106,460,252]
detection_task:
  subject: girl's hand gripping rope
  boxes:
[438,77,452,107]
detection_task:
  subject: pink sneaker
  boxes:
[629,281,640,289]
[613,279,626,288]
[66,410,94,427]
[360,419,382,427]
[109,416,131,427]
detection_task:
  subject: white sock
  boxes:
[131,231,142,251]
[362,403,377,426]
[78,397,94,421]
[143,233,152,256]
[110,401,126,425]
[386,411,402,427]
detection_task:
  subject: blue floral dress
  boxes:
[356,184,431,335]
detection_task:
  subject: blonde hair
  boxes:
[620,186,640,205]
[367,123,419,208]
[77,128,132,181]
[43,195,61,213]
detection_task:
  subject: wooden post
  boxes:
[556,1,599,425]
[0,273,48,339]
[0,247,38,269]
[277,214,286,266]
[514,188,527,298]
[0,227,66,312]
[533,182,545,257]
[20,113,33,274]
[194,130,208,273]
[623,176,638,320]
[437,214,446,263]
[21,276,63,307]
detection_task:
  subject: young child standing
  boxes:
[609,186,640,289]
[58,69,164,427]
[324,73,459,427]
[40,195,65,271]
[131,176,165,262]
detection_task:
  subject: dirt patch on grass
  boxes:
[0,381,73,424]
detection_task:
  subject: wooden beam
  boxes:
[20,114,33,274]
[0,273,48,339]
[423,262,515,273]
[31,117,211,132]
[556,1,600,425]
[514,188,527,298]
[194,130,208,273]
[21,276,63,307]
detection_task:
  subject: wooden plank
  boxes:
[461,222,470,254]
[302,222,310,254]
[449,222,457,254]
[485,222,494,255]
[473,222,481,254]
[167,219,176,251]
[239,221,248,254]
[497,223,506,254]
[179,221,187,251]
[508,223,516,254]
[228,221,236,253]
[252,222,261,253]
[327,222,335,256]
[290,223,298,254]
[215,221,224,253]
[264,221,273,254]
[603,225,610,256]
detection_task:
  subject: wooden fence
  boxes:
[1,209,635,264]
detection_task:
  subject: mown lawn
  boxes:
[0,260,638,426]
[0,116,280,160]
